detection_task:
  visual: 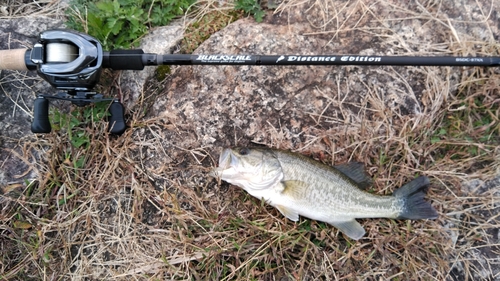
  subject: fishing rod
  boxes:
[1,29,498,135]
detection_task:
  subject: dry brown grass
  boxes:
[0,0,67,18]
[1,0,499,280]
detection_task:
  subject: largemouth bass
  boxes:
[211,147,438,240]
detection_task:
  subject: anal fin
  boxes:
[330,219,366,240]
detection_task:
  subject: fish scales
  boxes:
[275,150,401,219]
[212,147,438,240]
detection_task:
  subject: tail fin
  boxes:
[393,176,438,220]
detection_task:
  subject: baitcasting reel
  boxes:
[27,30,125,134]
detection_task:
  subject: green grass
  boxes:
[50,101,111,149]
[429,70,499,168]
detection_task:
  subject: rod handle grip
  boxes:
[0,49,28,71]
[31,97,51,133]
[108,101,126,135]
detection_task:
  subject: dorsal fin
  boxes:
[333,162,372,189]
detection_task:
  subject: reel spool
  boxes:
[45,43,79,63]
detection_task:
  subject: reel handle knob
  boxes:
[108,101,126,135]
[31,96,51,133]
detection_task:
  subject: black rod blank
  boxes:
[103,51,500,69]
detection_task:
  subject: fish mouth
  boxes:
[209,148,238,178]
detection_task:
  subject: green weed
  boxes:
[50,102,109,147]
[66,0,196,50]
[155,65,171,81]
[50,102,110,148]
[235,0,265,22]
[429,80,499,161]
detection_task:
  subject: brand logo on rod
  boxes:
[196,55,253,63]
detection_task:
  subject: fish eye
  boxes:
[239,148,250,155]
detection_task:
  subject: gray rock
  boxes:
[150,6,456,149]
[119,23,184,109]
[0,17,64,187]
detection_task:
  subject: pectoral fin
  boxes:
[330,220,366,240]
[281,180,309,199]
[276,205,299,221]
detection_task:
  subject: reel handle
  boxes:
[108,101,126,135]
[31,96,51,133]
